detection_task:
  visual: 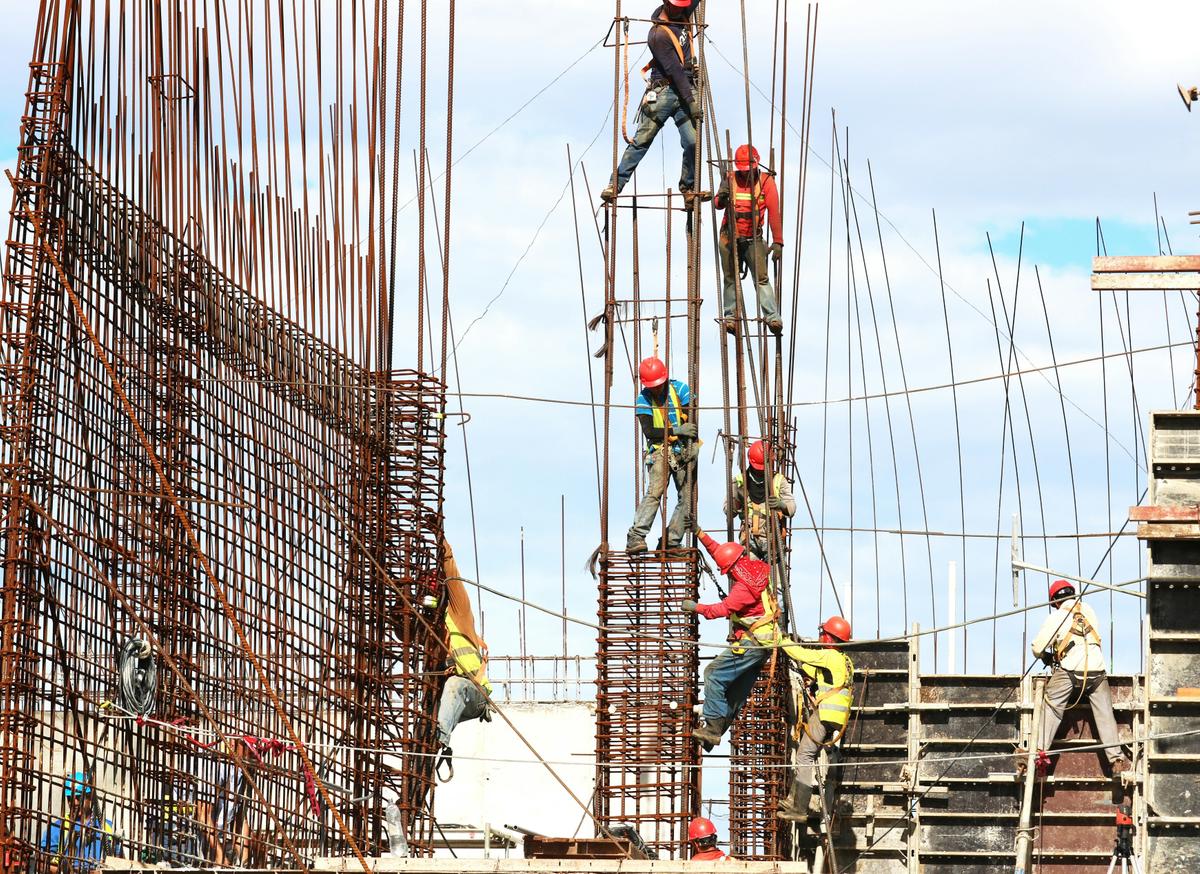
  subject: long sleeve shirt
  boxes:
[696,532,771,637]
[714,172,784,244]
[1031,598,1105,673]
[722,470,797,519]
[647,2,699,103]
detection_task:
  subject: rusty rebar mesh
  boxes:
[729,658,789,860]
[0,29,448,873]
[595,550,701,859]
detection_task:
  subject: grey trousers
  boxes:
[1037,668,1123,763]
[785,710,839,815]
[628,449,694,548]
[436,676,489,748]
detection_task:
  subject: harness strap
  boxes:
[641,12,692,77]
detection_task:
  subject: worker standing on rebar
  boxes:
[714,144,784,336]
[1028,579,1131,775]
[685,527,780,747]
[40,772,121,874]
[601,0,704,205]
[724,439,795,561]
[435,540,492,779]
[627,356,696,553]
[686,817,727,861]
[777,617,854,827]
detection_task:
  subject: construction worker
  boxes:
[40,772,121,874]
[687,816,726,861]
[435,540,492,778]
[628,356,696,553]
[714,145,784,335]
[1028,579,1131,775]
[601,0,704,204]
[685,528,780,747]
[724,439,795,561]
[777,617,854,824]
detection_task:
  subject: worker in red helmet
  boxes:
[724,439,795,561]
[714,144,784,336]
[687,816,726,861]
[601,1,707,205]
[777,617,855,826]
[1027,579,1131,775]
[627,356,696,553]
[684,526,781,747]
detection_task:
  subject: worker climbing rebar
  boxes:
[1024,579,1131,776]
[777,616,854,834]
[724,439,795,561]
[601,0,706,205]
[715,144,784,336]
[627,356,697,553]
[435,540,493,780]
[685,526,782,748]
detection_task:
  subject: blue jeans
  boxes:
[702,642,771,722]
[436,676,489,748]
[611,85,696,194]
[720,234,779,322]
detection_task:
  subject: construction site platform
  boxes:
[313,860,813,873]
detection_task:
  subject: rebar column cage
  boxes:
[594,550,701,858]
[728,656,790,859]
[0,31,448,874]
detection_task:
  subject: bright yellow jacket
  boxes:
[443,540,491,694]
[781,641,853,727]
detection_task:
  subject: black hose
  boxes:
[117,637,156,715]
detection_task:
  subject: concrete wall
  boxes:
[431,702,597,857]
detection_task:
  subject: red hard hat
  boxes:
[688,817,716,841]
[666,0,692,6]
[1049,579,1075,601]
[639,356,668,389]
[734,144,760,173]
[712,541,745,575]
[820,615,852,642]
[747,440,767,471]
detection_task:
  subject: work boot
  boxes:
[681,188,712,206]
[721,318,738,336]
[767,318,784,336]
[600,185,617,204]
[626,536,648,555]
[1110,756,1132,776]
[777,779,813,822]
[693,717,729,748]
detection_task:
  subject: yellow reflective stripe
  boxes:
[648,384,683,450]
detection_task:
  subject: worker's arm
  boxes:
[696,577,758,620]
[782,643,848,684]
[1030,610,1060,659]
[774,476,797,517]
[637,412,666,446]
[647,24,694,105]
[764,175,784,245]
[714,176,730,211]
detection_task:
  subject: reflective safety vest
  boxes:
[733,471,787,539]
[730,581,782,644]
[727,175,767,239]
[647,384,684,453]
[1054,601,1101,664]
[446,614,492,694]
[782,643,854,728]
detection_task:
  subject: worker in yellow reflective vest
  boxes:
[777,616,854,824]
[435,540,492,777]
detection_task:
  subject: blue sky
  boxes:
[1,1,1197,687]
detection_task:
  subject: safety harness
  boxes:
[646,383,684,453]
[446,615,492,694]
[726,175,767,239]
[730,580,782,648]
[1053,601,1101,664]
[733,470,787,540]
[641,11,694,81]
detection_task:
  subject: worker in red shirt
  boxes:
[714,144,784,336]
[687,817,726,861]
[684,527,781,748]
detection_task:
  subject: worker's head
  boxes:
[1048,579,1075,608]
[662,0,692,20]
[711,540,745,575]
[818,615,851,645]
[64,771,93,814]
[734,144,760,175]
[747,439,768,472]
[687,816,718,852]
[638,357,669,398]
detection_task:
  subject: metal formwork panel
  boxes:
[594,550,700,859]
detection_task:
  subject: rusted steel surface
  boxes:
[594,550,700,859]
[0,2,453,872]
[729,658,788,860]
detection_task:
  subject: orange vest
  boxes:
[728,175,766,238]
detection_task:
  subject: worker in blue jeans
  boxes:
[601,0,704,203]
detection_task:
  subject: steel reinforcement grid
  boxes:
[0,6,450,871]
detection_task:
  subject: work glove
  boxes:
[1039,652,1056,669]
[681,599,698,613]
[767,495,786,511]
[771,242,783,264]
[687,98,703,125]
[674,422,698,440]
